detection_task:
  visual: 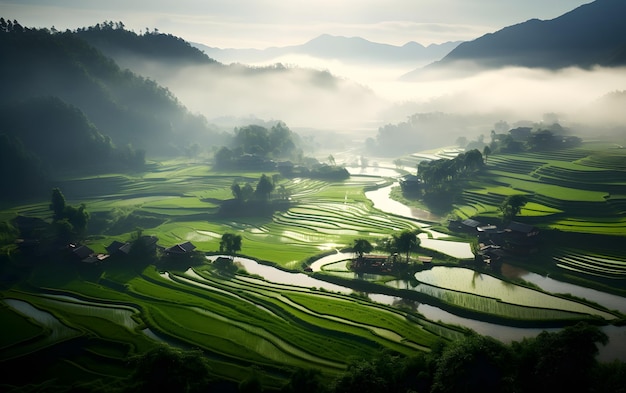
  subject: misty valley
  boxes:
[2,3,626,392]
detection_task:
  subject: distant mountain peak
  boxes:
[403,0,626,79]
[194,35,460,66]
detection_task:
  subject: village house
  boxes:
[399,174,422,192]
[163,241,197,257]
[448,218,482,233]
[351,254,392,273]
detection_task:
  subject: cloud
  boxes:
[395,66,626,128]
[3,0,591,48]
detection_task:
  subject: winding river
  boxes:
[313,169,626,361]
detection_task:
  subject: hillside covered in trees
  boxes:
[0,18,229,200]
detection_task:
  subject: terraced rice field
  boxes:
[455,145,626,234]
[1,259,455,386]
[449,144,626,279]
[3,145,625,388]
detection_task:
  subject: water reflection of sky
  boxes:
[508,266,626,314]
[346,166,401,178]
[213,257,626,362]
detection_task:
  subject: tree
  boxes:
[499,194,528,221]
[214,146,233,168]
[352,238,373,260]
[52,219,74,243]
[282,367,326,393]
[64,203,89,235]
[483,145,491,163]
[512,322,608,393]
[328,154,336,166]
[128,346,213,393]
[49,188,66,220]
[220,233,242,258]
[431,333,513,393]
[394,230,420,263]
[129,228,157,261]
[231,181,243,201]
[462,149,484,172]
[48,188,89,238]
[255,174,274,200]
[242,183,254,201]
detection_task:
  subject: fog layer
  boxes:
[119,52,626,143]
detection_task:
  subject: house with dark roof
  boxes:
[67,244,109,264]
[71,244,94,260]
[399,174,422,191]
[164,241,197,256]
[502,221,540,254]
[106,240,132,256]
[506,221,539,237]
[448,218,483,233]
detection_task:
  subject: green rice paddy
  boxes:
[2,143,626,388]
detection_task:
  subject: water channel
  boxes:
[218,254,626,362]
[238,170,626,361]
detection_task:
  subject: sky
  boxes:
[1,0,593,48]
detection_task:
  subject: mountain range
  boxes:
[194,34,461,66]
[403,0,626,79]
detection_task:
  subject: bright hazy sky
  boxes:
[1,0,592,48]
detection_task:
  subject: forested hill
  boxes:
[0,19,224,159]
[75,21,217,66]
[403,0,626,78]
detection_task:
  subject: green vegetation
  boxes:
[4,150,623,391]
[2,17,626,393]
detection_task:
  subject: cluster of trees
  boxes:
[353,229,421,263]
[74,21,216,66]
[0,95,151,201]
[320,322,619,393]
[418,149,484,187]
[116,322,624,393]
[231,174,279,202]
[0,132,47,200]
[414,149,484,207]
[214,122,349,180]
[0,18,23,33]
[219,174,290,217]
[460,121,583,156]
[214,123,301,169]
[49,188,90,242]
[0,18,225,167]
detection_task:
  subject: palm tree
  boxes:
[352,238,373,261]
[394,230,420,263]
